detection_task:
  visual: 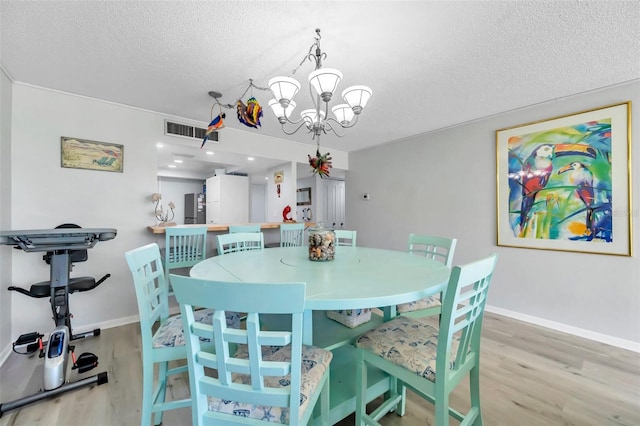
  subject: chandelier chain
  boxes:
[291,28,324,76]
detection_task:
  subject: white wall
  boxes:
[250,183,266,223]
[347,80,640,349]
[6,84,162,339]
[0,68,13,359]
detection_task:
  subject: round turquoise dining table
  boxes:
[190,246,451,343]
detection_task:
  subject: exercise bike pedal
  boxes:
[15,332,42,346]
[72,352,99,374]
[13,332,44,355]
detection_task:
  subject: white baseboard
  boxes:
[485,304,640,353]
[0,345,11,368]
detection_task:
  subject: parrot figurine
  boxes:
[308,149,332,178]
[558,161,595,237]
[201,113,225,148]
[518,144,555,233]
[236,97,263,129]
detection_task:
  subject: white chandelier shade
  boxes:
[300,109,326,126]
[268,76,301,107]
[331,104,355,125]
[342,85,372,114]
[308,68,343,102]
[268,99,296,120]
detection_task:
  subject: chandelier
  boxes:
[267,28,372,141]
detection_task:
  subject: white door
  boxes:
[323,180,345,229]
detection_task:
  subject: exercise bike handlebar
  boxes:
[0,228,117,252]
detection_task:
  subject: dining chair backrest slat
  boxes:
[408,233,457,267]
[334,229,357,247]
[216,232,264,255]
[280,223,305,247]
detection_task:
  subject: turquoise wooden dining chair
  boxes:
[228,224,261,233]
[216,231,264,255]
[125,243,240,426]
[164,226,207,294]
[396,234,457,319]
[355,253,498,426]
[334,229,357,247]
[170,275,333,425]
[280,223,305,247]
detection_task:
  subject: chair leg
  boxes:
[396,379,406,417]
[355,352,367,425]
[320,372,330,425]
[434,386,449,426]
[141,360,154,426]
[154,361,169,426]
[470,365,483,426]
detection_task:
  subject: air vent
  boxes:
[165,120,219,143]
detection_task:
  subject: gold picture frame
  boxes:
[496,102,632,256]
[61,137,124,173]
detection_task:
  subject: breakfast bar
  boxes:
[147,222,316,252]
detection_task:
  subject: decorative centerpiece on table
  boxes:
[151,193,176,227]
[308,223,335,261]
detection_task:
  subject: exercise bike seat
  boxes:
[8,276,106,298]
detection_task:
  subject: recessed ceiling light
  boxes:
[206,151,214,155]
[174,159,183,163]
[168,164,177,168]
[265,177,268,180]
[247,157,255,161]
[156,143,164,148]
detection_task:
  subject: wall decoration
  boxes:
[274,170,284,183]
[60,137,124,173]
[297,187,312,206]
[282,205,294,222]
[496,102,632,256]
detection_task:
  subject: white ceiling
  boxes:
[2,1,639,179]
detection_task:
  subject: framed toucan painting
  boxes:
[496,102,632,256]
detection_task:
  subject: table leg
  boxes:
[303,310,313,345]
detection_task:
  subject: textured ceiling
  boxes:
[1,1,639,176]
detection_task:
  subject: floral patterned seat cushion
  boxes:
[355,316,458,382]
[152,309,241,348]
[396,295,441,313]
[205,344,333,423]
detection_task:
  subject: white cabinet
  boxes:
[205,175,249,223]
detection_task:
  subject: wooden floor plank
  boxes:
[1,312,638,425]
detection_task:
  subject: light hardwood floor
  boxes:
[1,312,638,425]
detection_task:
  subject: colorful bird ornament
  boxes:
[201,113,226,148]
[236,97,263,129]
[308,149,332,178]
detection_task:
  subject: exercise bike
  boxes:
[0,225,117,417]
